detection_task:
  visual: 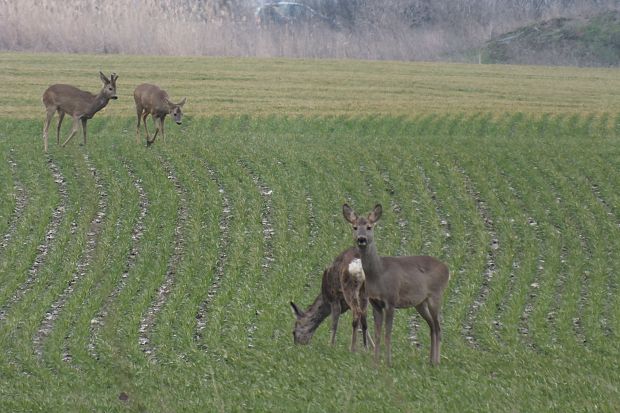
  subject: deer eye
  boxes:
[367,225,372,230]
[352,226,358,230]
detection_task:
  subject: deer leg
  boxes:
[143,113,152,145]
[417,299,442,366]
[43,107,55,153]
[416,300,436,365]
[61,116,80,147]
[81,118,88,146]
[427,298,442,366]
[160,116,166,143]
[360,291,374,350]
[148,116,160,146]
[329,301,341,346]
[384,305,395,366]
[350,311,360,352]
[371,302,383,363]
[56,110,65,145]
[360,312,371,350]
[136,108,143,144]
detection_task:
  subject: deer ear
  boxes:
[343,203,357,224]
[99,71,110,84]
[290,301,303,319]
[368,204,382,224]
[110,73,118,84]
[177,97,186,107]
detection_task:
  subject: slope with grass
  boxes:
[481,11,620,66]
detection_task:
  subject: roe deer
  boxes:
[290,247,373,351]
[42,72,118,152]
[133,83,186,146]
[343,203,450,366]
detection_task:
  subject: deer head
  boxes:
[342,203,382,249]
[167,97,186,125]
[99,72,118,101]
[290,301,314,344]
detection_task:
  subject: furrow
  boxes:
[238,160,275,273]
[0,151,29,253]
[33,154,107,360]
[377,166,420,346]
[573,233,591,346]
[194,163,232,346]
[543,166,593,348]
[587,180,619,226]
[418,165,452,257]
[457,167,498,349]
[0,157,67,322]
[516,219,546,350]
[138,156,188,361]
[304,192,318,247]
[237,159,274,349]
[584,175,618,338]
[545,243,569,347]
[415,164,452,348]
[88,160,149,359]
[489,171,532,348]
[378,168,408,255]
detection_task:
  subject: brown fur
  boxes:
[42,72,118,152]
[290,247,372,351]
[343,203,450,366]
[133,83,186,146]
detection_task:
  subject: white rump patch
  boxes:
[348,258,365,281]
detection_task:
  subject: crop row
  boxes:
[0,114,618,411]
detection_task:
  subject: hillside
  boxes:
[480,11,620,66]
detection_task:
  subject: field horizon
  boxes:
[0,52,619,412]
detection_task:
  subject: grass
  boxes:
[0,53,619,412]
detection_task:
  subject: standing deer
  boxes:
[342,203,450,366]
[133,83,186,146]
[42,72,118,152]
[290,247,373,351]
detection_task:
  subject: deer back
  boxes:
[42,72,117,118]
[134,83,170,113]
[42,84,97,116]
[375,255,449,308]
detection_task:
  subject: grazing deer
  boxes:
[290,247,373,351]
[133,83,186,146]
[342,203,450,366]
[42,72,118,152]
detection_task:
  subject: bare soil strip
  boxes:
[33,154,107,360]
[194,163,232,346]
[237,160,274,348]
[138,156,188,361]
[88,160,149,359]
[304,192,318,248]
[0,151,28,253]
[585,176,617,337]
[458,167,498,349]
[491,174,538,350]
[0,157,67,322]
[415,165,451,349]
[516,223,545,350]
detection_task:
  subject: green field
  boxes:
[0,53,619,412]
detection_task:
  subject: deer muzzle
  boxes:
[356,236,368,247]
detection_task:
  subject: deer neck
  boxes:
[303,293,332,332]
[84,92,110,118]
[357,243,383,282]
